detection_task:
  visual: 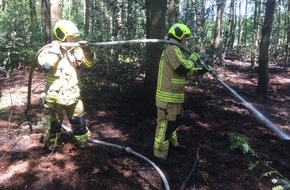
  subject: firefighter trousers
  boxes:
[154,102,182,159]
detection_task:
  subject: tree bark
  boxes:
[256,0,275,103]
[237,0,242,52]
[228,0,236,49]
[213,0,226,65]
[168,0,175,25]
[250,0,260,67]
[142,0,166,118]
[50,0,61,40]
[242,0,248,45]
[84,0,90,37]
[41,0,51,43]
[284,0,290,67]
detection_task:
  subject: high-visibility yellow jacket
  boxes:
[38,43,95,105]
[156,39,201,105]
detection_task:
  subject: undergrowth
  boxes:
[229,133,290,190]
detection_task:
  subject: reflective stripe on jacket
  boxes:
[156,39,194,104]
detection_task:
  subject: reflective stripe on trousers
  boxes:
[154,105,180,159]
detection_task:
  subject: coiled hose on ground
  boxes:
[61,125,170,190]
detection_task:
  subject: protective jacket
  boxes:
[38,43,95,105]
[156,38,200,105]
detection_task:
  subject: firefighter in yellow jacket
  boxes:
[154,23,208,164]
[37,20,96,150]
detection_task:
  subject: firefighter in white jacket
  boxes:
[38,20,96,150]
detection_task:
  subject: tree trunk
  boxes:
[277,0,281,46]
[168,0,175,25]
[213,0,226,65]
[29,0,37,23]
[256,0,275,103]
[142,0,166,118]
[42,0,51,43]
[242,0,248,45]
[250,0,259,67]
[197,0,206,51]
[84,0,90,37]
[50,0,61,40]
[237,0,242,52]
[284,0,290,67]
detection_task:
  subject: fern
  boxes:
[229,133,253,154]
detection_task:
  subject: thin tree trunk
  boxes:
[277,0,281,46]
[168,0,175,25]
[237,0,242,52]
[250,0,259,67]
[50,0,61,40]
[42,0,51,43]
[228,0,236,49]
[256,0,276,103]
[84,0,90,37]
[242,0,248,45]
[284,0,290,67]
[197,0,206,51]
[213,0,226,65]
[29,0,37,23]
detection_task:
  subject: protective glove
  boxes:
[79,40,92,52]
[189,52,200,63]
[78,40,88,46]
[78,40,95,64]
[78,40,90,51]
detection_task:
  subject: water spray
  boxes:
[217,78,290,140]
[180,46,290,140]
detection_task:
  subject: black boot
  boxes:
[170,144,187,152]
[155,157,174,165]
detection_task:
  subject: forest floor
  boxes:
[0,57,290,190]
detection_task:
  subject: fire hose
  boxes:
[61,124,170,190]
[26,38,290,140]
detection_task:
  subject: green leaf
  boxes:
[272,178,290,190]
[241,143,250,154]
[229,133,252,155]
[248,160,259,170]
[272,185,284,190]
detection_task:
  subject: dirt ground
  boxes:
[0,58,290,190]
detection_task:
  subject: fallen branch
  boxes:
[180,147,200,190]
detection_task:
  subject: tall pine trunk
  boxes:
[41,0,51,43]
[256,0,275,103]
[250,0,260,67]
[50,0,61,40]
[213,0,226,65]
[285,0,290,67]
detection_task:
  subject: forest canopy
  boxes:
[0,0,288,73]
